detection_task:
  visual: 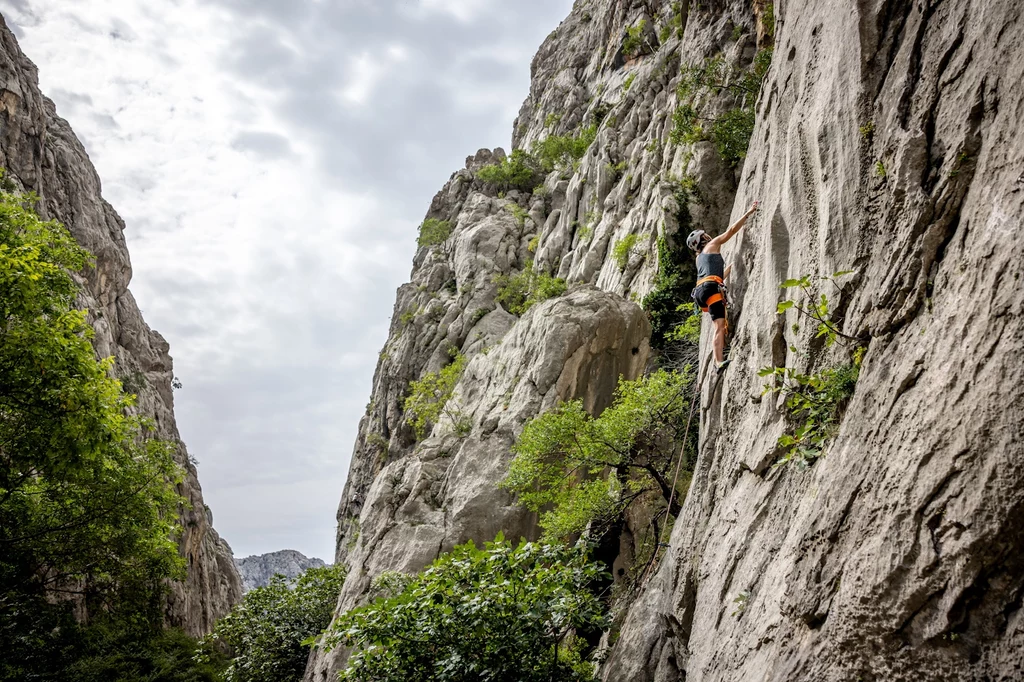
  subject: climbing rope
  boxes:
[637,350,714,587]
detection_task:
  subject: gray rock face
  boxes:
[603,0,1024,680]
[235,551,327,593]
[310,0,1024,680]
[0,17,242,636]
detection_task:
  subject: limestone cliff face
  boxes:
[0,17,242,636]
[311,0,1023,680]
[236,550,327,593]
[605,0,1024,680]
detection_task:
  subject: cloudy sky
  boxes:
[0,0,573,561]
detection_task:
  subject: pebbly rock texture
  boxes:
[235,550,327,593]
[310,0,1024,680]
[0,16,242,636]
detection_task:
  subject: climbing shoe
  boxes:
[716,359,731,374]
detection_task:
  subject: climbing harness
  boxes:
[693,275,725,312]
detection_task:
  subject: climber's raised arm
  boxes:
[705,201,759,254]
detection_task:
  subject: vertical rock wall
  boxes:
[310,0,1023,680]
[0,17,242,636]
[604,0,1024,680]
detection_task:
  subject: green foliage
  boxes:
[532,125,598,172]
[776,270,857,347]
[544,113,563,128]
[575,223,593,245]
[527,235,540,253]
[642,235,697,350]
[671,49,773,166]
[0,180,184,612]
[506,202,529,228]
[612,233,639,270]
[764,3,776,40]
[758,353,862,469]
[875,160,887,177]
[417,218,452,248]
[622,19,648,58]
[709,107,757,165]
[324,537,609,682]
[476,149,542,192]
[661,2,684,42]
[761,271,862,468]
[623,73,637,91]
[404,353,468,440]
[503,369,696,541]
[494,260,567,316]
[859,120,875,140]
[205,565,346,682]
[665,304,702,344]
[1,599,227,682]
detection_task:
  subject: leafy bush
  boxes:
[476,149,542,192]
[774,271,857,347]
[612,233,639,270]
[670,49,773,166]
[204,565,346,682]
[641,235,697,350]
[622,19,648,58]
[623,73,637,91]
[760,271,863,468]
[494,260,568,315]
[503,369,697,541]
[0,179,184,612]
[759,357,861,469]
[418,218,452,248]
[324,537,609,682]
[659,2,684,42]
[532,125,598,172]
[404,353,468,439]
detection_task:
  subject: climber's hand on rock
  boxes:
[749,200,759,214]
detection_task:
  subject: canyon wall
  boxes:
[0,16,242,636]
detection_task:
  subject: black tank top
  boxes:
[696,252,725,279]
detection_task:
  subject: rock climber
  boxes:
[687,200,759,374]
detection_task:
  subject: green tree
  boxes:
[502,369,696,541]
[324,537,609,682]
[670,49,773,166]
[0,178,195,678]
[205,565,346,682]
[0,182,184,608]
[531,125,598,173]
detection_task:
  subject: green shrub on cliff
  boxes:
[671,48,773,166]
[476,149,542,192]
[404,352,469,439]
[494,260,567,315]
[531,125,598,172]
[417,218,452,248]
[324,537,608,682]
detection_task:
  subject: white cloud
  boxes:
[0,0,574,561]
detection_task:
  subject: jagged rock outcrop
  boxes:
[310,0,1023,680]
[0,16,242,636]
[236,550,327,592]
